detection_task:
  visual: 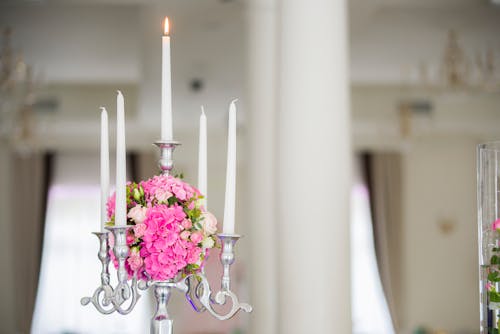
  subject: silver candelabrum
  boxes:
[81,140,252,334]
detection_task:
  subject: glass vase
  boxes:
[478,142,500,333]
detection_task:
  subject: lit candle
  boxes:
[100,107,109,232]
[161,17,173,140]
[223,99,237,234]
[198,106,207,208]
[115,91,127,227]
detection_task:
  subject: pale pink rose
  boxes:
[202,212,218,235]
[181,219,192,230]
[493,219,500,231]
[128,249,144,272]
[155,188,173,203]
[487,282,494,291]
[128,205,147,224]
[180,230,191,240]
[133,223,147,238]
[190,231,203,244]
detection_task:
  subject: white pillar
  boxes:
[246,0,278,333]
[278,0,351,332]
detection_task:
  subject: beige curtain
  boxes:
[365,152,403,331]
[11,151,52,334]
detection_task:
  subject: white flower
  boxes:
[202,237,215,249]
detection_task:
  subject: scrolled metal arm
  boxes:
[81,227,141,315]
[183,234,252,320]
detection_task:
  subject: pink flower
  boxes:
[107,193,116,220]
[201,212,218,235]
[187,247,202,264]
[493,219,500,231]
[126,233,135,245]
[155,188,173,203]
[181,219,192,230]
[180,230,191,240]
[128,205,147,224]
[487,282,494,291]
[128,249,144,272]
[190,231,203,244]
[133,223,147,238]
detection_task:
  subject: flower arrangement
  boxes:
[106,174,218,281]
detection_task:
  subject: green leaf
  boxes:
[167,196,179,206]
[489,271,500,282]
[493,255,500,265]
[491,291,500,303]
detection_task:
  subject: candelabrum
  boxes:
[81,139,252,334]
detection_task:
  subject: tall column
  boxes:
[245,0,278,333]
[278,0,351,332]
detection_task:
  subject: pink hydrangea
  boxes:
[140,175,197,204]
[106,174,217,281]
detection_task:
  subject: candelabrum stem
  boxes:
[95,232,110,286]
[218,234,239,291]
[80,231,115,314]
[154,140,181,175]
[107,225,134,304]
[151,282,174,334]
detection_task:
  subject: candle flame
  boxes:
[164,17,170,36]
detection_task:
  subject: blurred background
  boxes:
[1,0,500,333]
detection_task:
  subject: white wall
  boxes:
[0,4,141,83]
[402,136,478,333]
[352,84,500,333]
[350,2,500,84]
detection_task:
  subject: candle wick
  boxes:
[117,90,122,96]
[230,98,238,105]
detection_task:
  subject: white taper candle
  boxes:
[161,17,173,140]
[198,106,207,208]
[100,107,109,232]
[115,91,127,227]
[223,99,237,234]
